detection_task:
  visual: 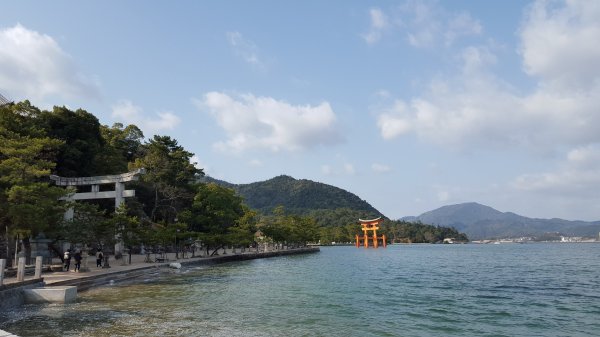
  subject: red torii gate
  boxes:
[355,217,386,248]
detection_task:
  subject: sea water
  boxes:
[1,243,599,336]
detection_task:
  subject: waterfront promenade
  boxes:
[1,247,319,289]
[1,247,318,337]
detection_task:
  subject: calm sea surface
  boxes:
[2,243,600,337]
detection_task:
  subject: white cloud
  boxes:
[227,31,265,70]
[437,190,450,202]
[372,163,392,173]
[321,162,356,176]
[374,0,600,218]
[397,0,482,48]
[376,100,413,140]
[362,8,389,44]
[195,92,342,153]
[376,0,600,152]
[0,24,100,102]
[190,155,207,171]
[400,1,440,47]
[344,163,355,175]
[111,100,181,137]
[248,159,263,167]
[444,11,483,46]
[520,0,600,91]
[374,89,391,98]
[512,144,600,197]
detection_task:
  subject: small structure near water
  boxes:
[355,218,387,248]
[23,286,77,304]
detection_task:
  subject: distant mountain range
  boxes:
[403,202,600,240]
[201,175,600,240]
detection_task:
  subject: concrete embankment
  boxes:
[0,279,44,311]
[0,329,20,337]
[48,247,319,291]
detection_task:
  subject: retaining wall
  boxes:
[0,247,319,311]
[0,328,20,337]
[51,247,319,291]
[0,279,44,312]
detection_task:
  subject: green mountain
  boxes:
[405,202,600,240]
[200,175,383,225]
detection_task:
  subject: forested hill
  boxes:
[200,175,383,219]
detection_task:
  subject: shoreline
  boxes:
[0,247,319,312]
[48,247,320,291]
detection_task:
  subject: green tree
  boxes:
[39,106,105,177]
[181,183,246,256]
[131,135,203,223]
[226,207,258,250]
[0,102,66,260]
[262,206,320,247]
[95,123,145,174]
[110,204,144,263]
[60,203,115,250]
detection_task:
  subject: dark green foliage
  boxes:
[309,208,381,228]
[95,123,144,174]
[318,223,361,244]
[179,183,255,255]
[202,175,383,217]
[383,220,468,243]
[130,135,203,223]
[261,206,320,246]
[202,175,468,244]
[39,106,105,177]
[60,203,115,249]
[0,102,66,239]
[185,183,245,233]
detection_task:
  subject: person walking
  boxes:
[63,249,71,271]
[96,249,103,267]
[73,250,82,272]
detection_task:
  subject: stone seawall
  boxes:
[0,328,20,337]
[0,279,44,312]
[49,247,319,291]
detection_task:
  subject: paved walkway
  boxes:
[2,247,314,287]
[3,251,225,286]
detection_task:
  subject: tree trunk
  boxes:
[48,242,63,263]
[210,244,224,257]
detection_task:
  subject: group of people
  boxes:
[63,249,104,271]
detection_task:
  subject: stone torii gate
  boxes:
[50,168,145,254]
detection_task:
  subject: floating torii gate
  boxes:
[355,217,386,248]
[50,168,145,254]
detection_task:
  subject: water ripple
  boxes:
[1,243,599,336]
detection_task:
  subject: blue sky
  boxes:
[2,1,600,221]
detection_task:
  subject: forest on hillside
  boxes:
[202,175,382,217]
[203,177,470,244]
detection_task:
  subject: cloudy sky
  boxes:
[2,1,600,221]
